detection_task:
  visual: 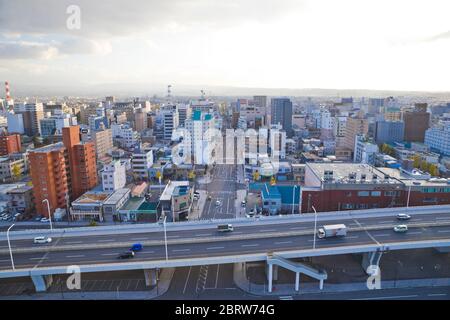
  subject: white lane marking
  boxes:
[66,254,85,258]
[275,241,293,245]
[379,220,393,224]
[0,259,12,262]
[290,226,307,230]
[195,233,212,237]
[140,251,155,254]
[374,234,389,237]
[130,237,148,241]
[427,293,447,297]
[353,295,418,300]
[65,241,83,244]
[167,235,180,238]
[172,249,190,252]
[436,217,450,220]
[98,239,114,242]
[261,229,277,232]
[29,257,47,260]
[233,231,243,234]
[279,296,293,300]
[207,246,225,250]
[437,230,450,233]
[408,231,422,235]
[214,264,220,289]
[101,253,117,256]
[183,266,192,294]
[241,244,259,247]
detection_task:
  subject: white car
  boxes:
[396,213,411,221]
[33,236,52,244]
[215,200,221,206]
[393,225,408,233]
[40,217,50,223]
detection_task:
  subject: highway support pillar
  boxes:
[267,263,273,293]
[319,279,324,290]
[144,269,157,287]
[362,250,383,275]
[31,275,53,292]
[295,272,300,292]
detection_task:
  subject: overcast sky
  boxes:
[0,0,449,93]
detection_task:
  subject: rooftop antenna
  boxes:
[4,81,12,111]
[200,89,205,100]
[167,85,172,102]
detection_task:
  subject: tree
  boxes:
[155,170,162,181]
[188,170,196,180]
[253,171,260,181]
[11,164,22,181]
[429,164,439,177]
[412,155,421,168]
[270,176,276,185]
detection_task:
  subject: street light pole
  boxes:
[406,184,412,209]
[163,215,168,261]
[291,186,297,215]
[42,199,53,231]
[7,224,15,270]
[312,206,318,250]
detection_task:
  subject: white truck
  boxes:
[317,224,347,239]
[217,224,234,232]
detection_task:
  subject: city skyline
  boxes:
[1,0,450,93]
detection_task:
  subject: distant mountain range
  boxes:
[8,82,450,99]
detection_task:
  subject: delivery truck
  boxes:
[317,224,347,239]
[217,224,234,232]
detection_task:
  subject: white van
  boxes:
[33,236,52,244]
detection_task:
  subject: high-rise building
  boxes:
[375,120,405,144]
[134,107,148,132]
[13,102,44,136]
[0,131,21,156]
[6,112,24,134]
[184,110,217,165]
[91,126,113,159]
[29,143,70,217]
[403,103,430,142]
[177,104,192,128]
[343,116,369,153]
[270,98,293,137]
[425,124,450,156]
[62,126,98,200]
[160,105,179,140]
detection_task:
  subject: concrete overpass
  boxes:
[1,205,450,293]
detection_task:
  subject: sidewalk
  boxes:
[233,263,450,296]
[0,268,175,300]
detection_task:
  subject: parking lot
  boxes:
[0,270,152,296]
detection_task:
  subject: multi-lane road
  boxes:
[1,208,450,272]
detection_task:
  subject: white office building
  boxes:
[131,145,154,179]
[354,135,379,164]
[101,160,127,192]
[184,110,217,165]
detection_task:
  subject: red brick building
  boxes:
[29,125,98,217]
[0,132,21,156]
[301,163,450,213]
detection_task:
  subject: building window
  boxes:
[371,191,381,197]
[358,191,370,197]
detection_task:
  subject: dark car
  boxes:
[117,251,135,259]
[130,243,143,252]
